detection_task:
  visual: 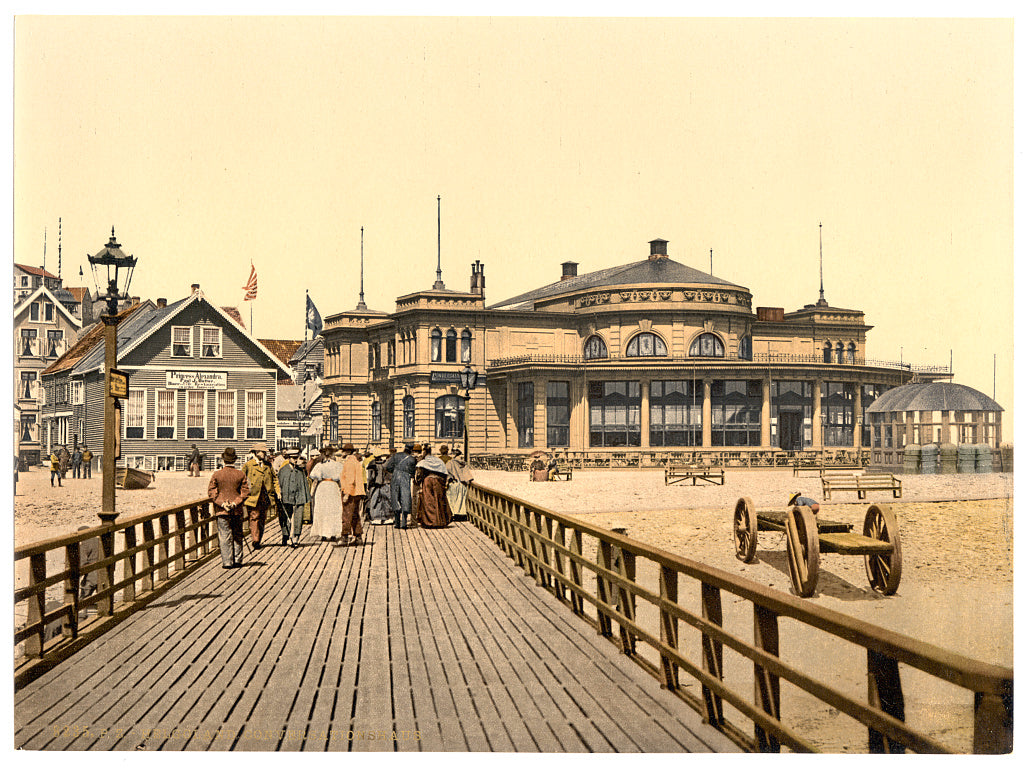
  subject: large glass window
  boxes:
[823,382,855,446]
[245,391,264,440]
[445,329,457,362]
[21,371,36,400]
[372,401,382,442]
[126,389,146,439]
[771,380,812,449]
[823,341,833,363]
[330,402,339,443]
[689,333,724,357]
[461,329,472,363]
[626,332,667,357]
[589,381,640,447]
[650,380,701,446]
[430,328,442,362]
[217,390,236,439]
[71,380,83,405]
[156,389,176,439]
[583,335,607,360]
[546,381,570,447]
[21,414,35,442]
[187,390,206,440]
[711,380,761,446]
[30,302,39,321]
[517,383,535,448]
[435,395,465,439]
[739,336,752,360]
[861,384,888,446]
[402,396,414,439]
[47,330,63,357]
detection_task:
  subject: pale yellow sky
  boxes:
[12,16,1014,433]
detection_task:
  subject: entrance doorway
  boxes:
[779,411,803,451]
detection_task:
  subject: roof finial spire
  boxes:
[433,194,445,290]
[356,226,368,311]
[817,222,828,307]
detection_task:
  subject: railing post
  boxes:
[158,514,170,582]
[569,530,584,616]
[122,525,138,604]
[25,553,47,657]
[701,582,724,726]
[973,690,1012,754]
[96,528,115,617]
[174,509,187,572]
[867,649,906,753]
[187,505,200,558]
[141,519,156,592]
[659,566,679,690]
[616,546,637,656]
[532,511,548,587]
[753,605,781,752]
[553,523,567,601]
[595,540,614,637]
[63,541,81,639]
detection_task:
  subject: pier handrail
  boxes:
[465,484,1012,753]
[14,497,218,689]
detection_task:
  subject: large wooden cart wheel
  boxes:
[863,504,902,595]
[785,505,819,597]
[733,497,758,563]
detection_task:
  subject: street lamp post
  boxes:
[87,229,137,525]
[459,364,479,461]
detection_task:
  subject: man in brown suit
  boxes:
[208,447,250,569]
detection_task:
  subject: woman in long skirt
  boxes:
[309,451,345,541]
[445,449,474,520]
[416,455,452,528]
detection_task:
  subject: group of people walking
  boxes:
[207,440,474,569]
[48,445,93,486]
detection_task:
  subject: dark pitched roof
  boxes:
[64,286,91,302]
[866,383,1003,414]
[14,263,58,280]
[42,303,146,376]
[291,337,324,363]
[490,257,742,310]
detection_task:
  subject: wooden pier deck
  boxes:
[14,518,737,752]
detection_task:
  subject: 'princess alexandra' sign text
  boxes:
[166,370,228,390]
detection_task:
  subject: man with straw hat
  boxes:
[208,447,250,569]
[242,442,280,549]
[337,443,365,547]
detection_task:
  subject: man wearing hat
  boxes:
[788,492,820,515]
[242,442,281,549]
[337,443,365,546]
[277,448,311,547]
[208,447,250,568]
[384,443,417,529]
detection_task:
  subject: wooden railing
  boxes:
[14,498,218,689]
[472,448,871,472]
[465,485,1012,753]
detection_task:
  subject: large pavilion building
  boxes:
[317,238,971,460]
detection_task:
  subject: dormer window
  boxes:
[689,333,724,358]
[201,327,222,358]
[626,332,667,357]
[172,326,192,357]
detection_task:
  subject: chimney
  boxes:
[191,283,200,294]
[561,261,578,281]
[470,260,485,297]
[649,239,668,260]
[157,297,167,309]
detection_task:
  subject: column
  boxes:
[761,378,771,448]
[536,377,548,449]
[853,385,862,449]
[505,379,514,450]
[812,380,822,447]
[940,410,951,445]
[702,378,712,448]
[579,379,590,451]
[640,380,650,449]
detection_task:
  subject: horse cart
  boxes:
[732,497,902,597]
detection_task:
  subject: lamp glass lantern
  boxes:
[459,365,478,461]
[87,228,137,316]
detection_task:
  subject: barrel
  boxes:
[939,443,958,474]
[975,444,993,473]
[920,443,939,474]
[957,443,976,474]
[902,444,921,475]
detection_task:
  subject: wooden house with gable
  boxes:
[40,285,291,472]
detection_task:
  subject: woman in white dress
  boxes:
[309,449,345,541]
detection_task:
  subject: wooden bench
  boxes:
[792,463,864,477]
[548,461,573,481]
[820,471,902,501]
[664,465,725,486]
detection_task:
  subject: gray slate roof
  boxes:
[490,257,742,310]
[866,383,1003,414]
[72,297,190,374]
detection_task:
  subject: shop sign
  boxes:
[166,370,228,390]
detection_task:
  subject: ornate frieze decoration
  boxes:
[575,287,752,308]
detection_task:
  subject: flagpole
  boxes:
[302,290,309,452]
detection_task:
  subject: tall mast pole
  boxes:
[433,195,445,290]
[357,226,368,311]
[818,222,826,306]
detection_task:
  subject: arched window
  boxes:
[688,333,724,358]
[626,332,667,357]
[371,401,381,442]
[847,342,856,363]
[583,335,608,360]
[823,341,833,364]
[739,335,752,361]
[329,402,338,443]
[445,329,457,362]
[368,344,376,371]
[434,394,465,439]
[461,329,472,363]
[402,395,415,438]
[836,342,845,364]
[430,328,442,362]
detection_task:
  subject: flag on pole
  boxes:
[242,263,258,301]
[306,295,323,338]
